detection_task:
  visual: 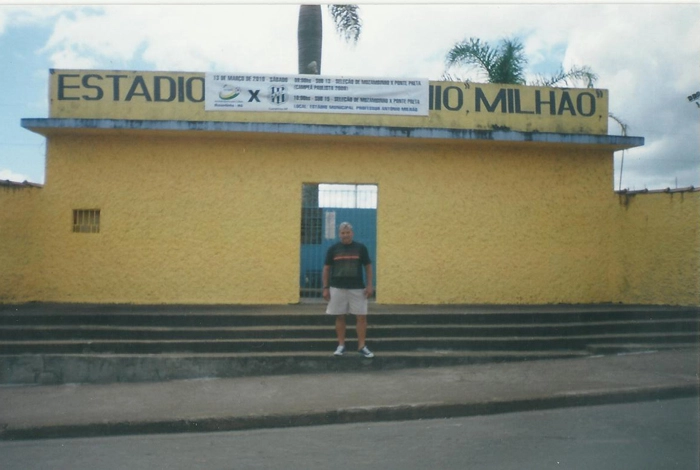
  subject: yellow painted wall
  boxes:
[0,131,609,304]
[611,191,700,305]
[0,184,42,302]
[30,133,301,303]
[377,141,621,304]
[2,130,698,305]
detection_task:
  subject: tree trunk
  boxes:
[297,5,322,75]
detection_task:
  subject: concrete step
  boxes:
[0,333,696,355]
[0,320,696,341]
[2,309,699,327]
[587,343,700,355]
[1,305,696,385]
[0,350,593,385]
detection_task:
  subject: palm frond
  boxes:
[445,37,497,83]
[445,36,601,89]
[328,4,361,43]
[492,38,527,85]
[532,66,598,88]
[441,72,472,89]
[441,72,462,82]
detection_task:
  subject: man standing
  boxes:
[322,222,374,358]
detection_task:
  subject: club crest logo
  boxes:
[270,86,286,105]
[218,85,241,100]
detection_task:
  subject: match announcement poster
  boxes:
[205,73,429,117]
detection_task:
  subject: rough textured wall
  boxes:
[21,131,621,304]
[0,184,42,302]
[34,133,303,303]
[376,141,619,304]
[7,131,697,305]
[612,191,700,306]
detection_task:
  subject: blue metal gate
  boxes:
[300,184,377,299]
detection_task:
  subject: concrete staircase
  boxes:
[1,304,697,385]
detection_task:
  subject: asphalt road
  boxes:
[1,397,697,470]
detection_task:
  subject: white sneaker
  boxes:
[334,345,345,356]
[358,346,374,358]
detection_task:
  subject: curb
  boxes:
[2,384,697,441]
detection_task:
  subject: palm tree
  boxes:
[297,4,361,75]
[444,37,598,88]
[445,37,528,85]
[298,5,361,210]
[446,36,632,190]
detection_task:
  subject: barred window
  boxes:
[301,207,322,245]
[73,209,100,233]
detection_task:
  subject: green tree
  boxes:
[444,37,598,88]
[297,4,361,75]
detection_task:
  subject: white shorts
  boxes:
[325,287,368,315]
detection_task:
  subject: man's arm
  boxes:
[364,264,374,298]
[322,265,331,301]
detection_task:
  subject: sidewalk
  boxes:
[1,348,697,440]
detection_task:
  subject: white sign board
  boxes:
[325,211,336,240]
[205,73,429,116]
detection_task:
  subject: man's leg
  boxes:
[355,314,367,349]
[335,314,346,346]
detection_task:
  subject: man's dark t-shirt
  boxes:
[324,241,371,289]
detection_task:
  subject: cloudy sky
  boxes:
[0,2,698,191]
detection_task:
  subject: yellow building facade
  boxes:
[2,69,698,305]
